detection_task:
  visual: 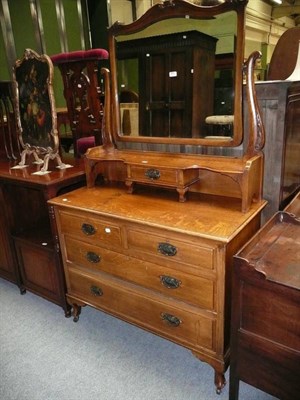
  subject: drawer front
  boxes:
[64,236,215,310]
[59,211,122,247]
[68,268,215,351]
[128,165,178,186]
[127,228,215,271]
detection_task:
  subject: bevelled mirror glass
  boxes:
[108,0,247,147]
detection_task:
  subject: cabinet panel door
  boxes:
[142,50,192,137]
[14,239,59,302]
[0,186,17,282]
[143,52,167,136]
[0,224,17,282]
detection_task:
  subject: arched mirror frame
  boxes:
[108,0,247,147]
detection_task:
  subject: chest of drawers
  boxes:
[49,185,265,393]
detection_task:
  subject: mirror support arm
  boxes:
[101,67,115,152]
[244,51,265,156]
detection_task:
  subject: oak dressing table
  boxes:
[49,0,266,393]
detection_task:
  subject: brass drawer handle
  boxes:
[145,168,160,180]
[158,242,177,256]
[160,275,181,289]
[81,223,96,236]
[90,285,103,296]
[161,312,181,327]
[86,251,101,263]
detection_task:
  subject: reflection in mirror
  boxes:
[108,0,246,147]
[117,12,236,139]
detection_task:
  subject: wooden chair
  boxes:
[0,81,19,160]
[51,49,109,158]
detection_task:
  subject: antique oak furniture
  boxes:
[229,208,300,400]
[49,0,266,393]
[85,0,265,211]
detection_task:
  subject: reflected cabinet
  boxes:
[117,30,217,137]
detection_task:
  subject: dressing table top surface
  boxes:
[49,185,266,243]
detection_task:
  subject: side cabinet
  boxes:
[243,80,300,223]
[0,161,85,314]
[229,210,300,400]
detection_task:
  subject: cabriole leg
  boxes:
[72,304,82,322]
[215,371,226,394]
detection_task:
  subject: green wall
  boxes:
[0,24,9,80]
[10,1,36,58]
[0,0,94,107]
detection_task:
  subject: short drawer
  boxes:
[64,236,215,310]
[58,211,122,247]
[128,165,178,186]
[127,165,199,187]
[127,228,215,271]
[68,268,216,352]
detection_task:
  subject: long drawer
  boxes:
[58,209,217,278]
[64,235,215,310]
[67,267,216,352]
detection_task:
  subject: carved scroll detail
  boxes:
[244,51,266,156]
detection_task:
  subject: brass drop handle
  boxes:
[160,275,181,289]
[86,251,101,263]
[81,223,96,236]
[90,285,103,297]
[158,242,177,256]
[145,168,160,180]
[161,312,181,327]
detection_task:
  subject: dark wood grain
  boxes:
[229,211,300,400]
[0,159,85,314]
